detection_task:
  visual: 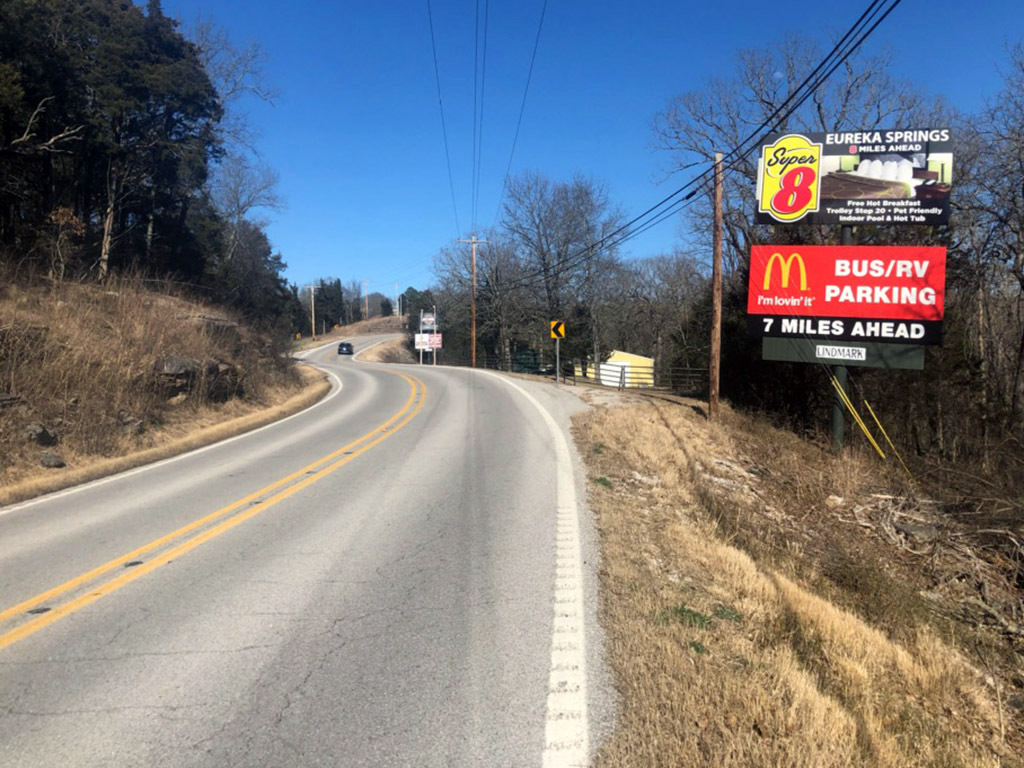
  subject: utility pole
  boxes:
[709,152,723,420]
[363,280,369,320]
[310,284,316,340]
[457,235,486,367]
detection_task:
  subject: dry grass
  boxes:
[1,275,304,496]
[355,337,415,364]
[0,365,328,507]
[578,400,1019,767]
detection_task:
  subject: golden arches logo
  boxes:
[763,252,808,291]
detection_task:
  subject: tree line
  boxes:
[0,0,298,333]
[293,278,396,337]
[430,38,1024,492]
[430,171,710,374]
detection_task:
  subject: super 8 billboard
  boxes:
[755,129,952,226]
[747,245,946,345]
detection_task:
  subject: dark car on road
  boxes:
[337,342,354,355]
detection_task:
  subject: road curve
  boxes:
[0,335,609,767]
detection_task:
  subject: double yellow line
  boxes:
[0,370,426,651]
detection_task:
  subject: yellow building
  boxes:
[575,350,655,388]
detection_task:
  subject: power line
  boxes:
[493,0,904,291]
[491,0,549,229]
[475,0,487,231]
[473,0,491,233]
[599,1,911,402]
[608,0,904,255]
[426,0,461,236]
[471,0,480,234]
[605,0,893,254]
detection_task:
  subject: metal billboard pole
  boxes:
[832,225,854,452]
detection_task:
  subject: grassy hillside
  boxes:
[578,395,1022,767]
[0,275,303,493]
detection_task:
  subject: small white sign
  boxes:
[414,333,430,350]
[815,344,867,362]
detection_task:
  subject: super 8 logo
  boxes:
[758,134,822,223]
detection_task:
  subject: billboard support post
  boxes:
[832,225,854,453]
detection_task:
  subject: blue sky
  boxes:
[161,0,1022,294]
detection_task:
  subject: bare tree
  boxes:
[212,154,282,262]
[435,233,535,369]
[190,17,278,152]
[956,45,1024,434]
[501,171,622,327]
[6,97,83,155]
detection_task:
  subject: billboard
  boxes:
[747,245,947,345]
[755,129,952,226]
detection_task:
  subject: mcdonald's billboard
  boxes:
[747,245,947,345]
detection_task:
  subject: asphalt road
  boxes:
[0,335,609,767]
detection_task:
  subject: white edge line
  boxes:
[474,368,591,768]
[0,341,344,517]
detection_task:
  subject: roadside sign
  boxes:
[762,338,924,370]
[414,333,429,350]
[747,245,946,345]
[755,128,952,226]
[422,313,436,329]
[428,333,442,349]
[550,320,565,339]
[757,133,823,223]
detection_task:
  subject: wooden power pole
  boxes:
[310,284,316,340]
[457,235,486,368]
[363,280,369,320]
[709,152,723,419]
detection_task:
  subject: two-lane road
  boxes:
[0,337,607,767]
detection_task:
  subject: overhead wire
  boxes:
[491,0,549,230]
[598,0,894,255]
[609,0,910,460]
[471,0,480,234]
[473,0,490,233]
[426,0,462,237]
[473,0,907,460]
[490,0,903,292]
[599,0,905,269]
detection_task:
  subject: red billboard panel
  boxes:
[747,245,946,345]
